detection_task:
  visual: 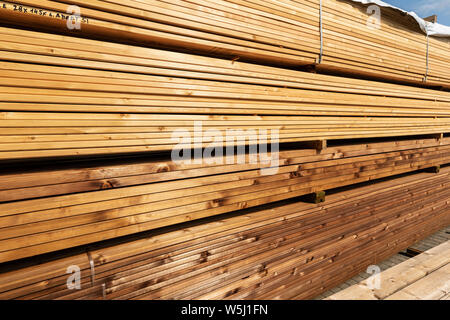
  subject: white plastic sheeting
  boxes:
[349,0,450,37]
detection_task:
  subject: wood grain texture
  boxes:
[0,137,449,263]
[0,0,448,88]
[0,0,449,301]
[0,167,449,300]
[326,240,450,300]
[0,26,449,159]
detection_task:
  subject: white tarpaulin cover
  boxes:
[349,0,450,37]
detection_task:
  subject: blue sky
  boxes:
[384,0,450,26]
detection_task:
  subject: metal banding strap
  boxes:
[101,283,107,300]
[86,250,95,287]
[318,0,323,64]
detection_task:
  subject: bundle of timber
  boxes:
[0,0,448,88]
[0,137,449,263]
[1,0,450,302]
[0,25,450,160]
[0,166,449,300]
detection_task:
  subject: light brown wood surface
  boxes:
[0,0,448,88]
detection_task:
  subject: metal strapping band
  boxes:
[87,250,95,286]
[101,283,107,300]
[318,0,323,64]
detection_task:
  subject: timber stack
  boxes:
[0,0,449,300]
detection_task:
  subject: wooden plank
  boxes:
[326,240,450,300]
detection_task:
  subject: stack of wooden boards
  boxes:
[0,0,450,300]
[326,240,450,300]
[1,25,450,159]
[0,0,449,88]
[0,137,449,263]
[0,166,449,300]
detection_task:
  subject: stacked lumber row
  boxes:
[3,112,450,160]
[2,136,449,203]
[326,240,450,300]
[0,137,449,263]
[428,36,450,86]
[1,166,449,300]
[0,0,448,88]
[4,23,450,113]
[319,0,450,87]
[1,26,450,159]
